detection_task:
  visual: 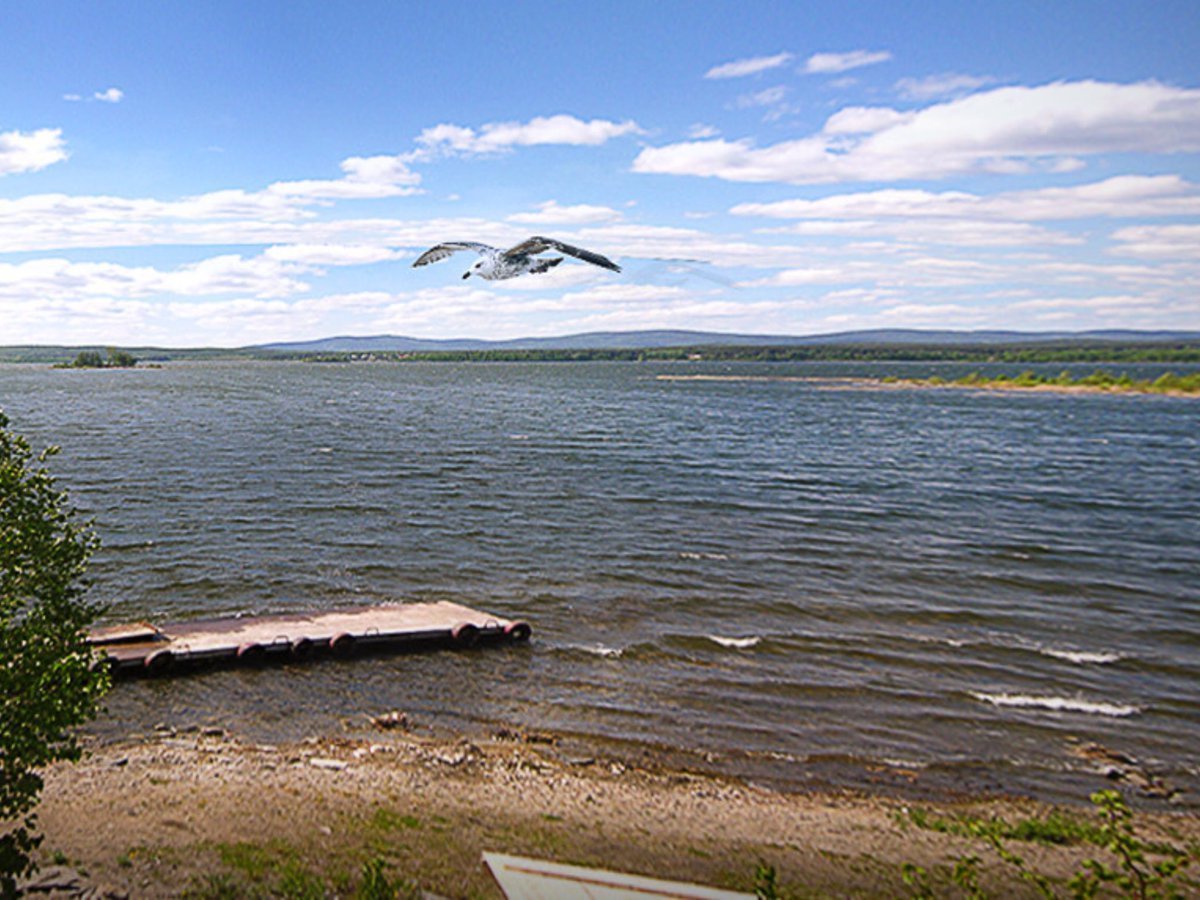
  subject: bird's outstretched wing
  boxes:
[504,236,621,272]
[412,242,496,268]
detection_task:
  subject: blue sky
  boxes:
[2,0,1198,346]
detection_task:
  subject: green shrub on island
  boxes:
[1012,370,1041,387]
[914,369,1200,395]
[57,348,139,369]
[70,350,105,368]
[1079,370,1119,387]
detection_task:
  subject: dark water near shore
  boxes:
[3,360,1198,805]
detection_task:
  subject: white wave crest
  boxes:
[707,635,761,649]
[1041,648,1123,665]
[912,634,968,648]
[575,643,624,659]
[971,692,1140,717]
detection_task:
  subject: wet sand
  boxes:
[34,725,1200,898]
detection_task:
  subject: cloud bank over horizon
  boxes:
[1,4,1197,346]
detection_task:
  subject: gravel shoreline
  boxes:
[31,724,1200,898]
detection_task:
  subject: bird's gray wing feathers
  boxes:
[504,236,621,272]
[412,242,496,268]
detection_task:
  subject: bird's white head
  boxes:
[463,259,485,280]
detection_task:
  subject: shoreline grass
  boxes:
[881,369,1200,395]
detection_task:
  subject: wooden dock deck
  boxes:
[89,601,531,676]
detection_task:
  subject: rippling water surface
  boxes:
[3,360,1198,804]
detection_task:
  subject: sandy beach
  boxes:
[31,723,1199,898]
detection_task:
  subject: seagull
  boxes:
[412,236,621,281]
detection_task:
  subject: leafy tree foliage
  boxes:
[66,349,137,369]
[71,350,105,368]
[104,349,137,368]
[0,411,108,894]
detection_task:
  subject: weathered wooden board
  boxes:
[483,852,753,899]
[90,601,531,675]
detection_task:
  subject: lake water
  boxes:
[2,360,1197,806]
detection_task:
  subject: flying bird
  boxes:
[412,236,621,281]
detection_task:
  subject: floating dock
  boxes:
[89,601,531,676]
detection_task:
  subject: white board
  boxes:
[483,852,754,900]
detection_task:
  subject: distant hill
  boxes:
[255,328,1200,354]
[3,329,1199,364]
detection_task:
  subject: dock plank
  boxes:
[90,602,530,675]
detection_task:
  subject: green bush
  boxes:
[105,349,138,368]
[0,411,109,893]
[901,790,1197,898]
[71,350,104,368]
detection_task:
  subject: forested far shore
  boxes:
[297,342,1200,364]
[4,341,1200,365]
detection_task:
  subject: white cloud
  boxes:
[731,175,1200,221]
[0,165,429,254]
[0,254,308,301]
[488,264,603,292]
[507,200,624,225]
[577,223,820,269]
[737,247,1194,297]
[894,73,996,100]
[0,244,404,308]
[734,86,792,120]
[758,218,1080,247]
[0,192,510,253]
[0,128,68,175]
[415,114,642,157]
[802,288,1200,332]
[822,105,911,134]
[1007,294,1163,313]
[688,124,719,139]
[269,153,422,200]
[339,154,421,186]
[704,52,793,80]
[738,267,848,287]
[0,108,650,253]
[1109,224,1200,259]
[63,88,125,104]
[557,283,689,305]
[633,80,1200,185]
[804,50,892,75]
[736,86,788,108]
[542,297,796,336]
[261,243,404,266]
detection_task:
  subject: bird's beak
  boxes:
[462,272,470,280]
